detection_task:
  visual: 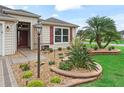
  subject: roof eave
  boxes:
[0,16,17,22]
[42,21,79,28]
[3,9,41,18]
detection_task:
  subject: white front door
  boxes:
[0,24,2,56]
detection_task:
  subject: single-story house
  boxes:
[0,5,78,56]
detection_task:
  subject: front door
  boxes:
[17,21,30,48]
[18,30,28,48]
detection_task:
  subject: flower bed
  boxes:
[89,49,121,55]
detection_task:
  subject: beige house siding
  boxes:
[42,25,50,44]
[8,14,39,50]
[4,21,16,55]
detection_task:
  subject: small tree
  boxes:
[81,16,121,49]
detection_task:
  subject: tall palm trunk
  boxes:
[96,35,102,48]
[103,36,112,48]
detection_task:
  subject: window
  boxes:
[63,29,68,42]
[55,28,69,43]
[55,28,61,42]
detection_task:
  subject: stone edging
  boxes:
[89,49,121,55]
[50,63,102,78]
[59,77,98,87]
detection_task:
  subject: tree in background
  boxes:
[80,16,121,49]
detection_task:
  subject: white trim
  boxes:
[0,21,5,56]
[54,26,70,45]
[30,23,33,50]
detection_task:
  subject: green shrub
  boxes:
[49,48,53,53]
[48,61,55,65]
[59,61,73,71]
[58,47,62,51]
[67,46,71,50]
[108,46,115,51]
[23,71,33,79]
[20,64,30,71]
[50,76,61,84]
[68,38,97,71]
[108,46,112,51]
[27,80,46,87]
[111,46,115,50]
[93,45,98,50]
[58,53,64,59]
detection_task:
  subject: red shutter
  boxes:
[70,27,73,42]
[50,26,54,45]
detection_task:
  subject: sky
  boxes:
[5,5,124,31]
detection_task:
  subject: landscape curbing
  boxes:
[50,63,102,87]
[50,63,102,78]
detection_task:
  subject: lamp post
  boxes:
[35,24,42,78]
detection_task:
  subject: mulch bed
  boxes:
[11,49,101,87]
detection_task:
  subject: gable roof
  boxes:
[0,5,12,13]
[41,17,79,27]
[3,9,41,18]
[0,5,40,18]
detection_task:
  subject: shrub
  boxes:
[58,47,62,51]
[23,71,33,79]
[50,76,61,84]
[93,45,98,50]
[69,37,97,71]
[27,80,46,87]
[59,61,73,71]
[58,53,64,59]
[108,46,115,51]
[67,46,71,50]
[48,61,55,65]
[20,64,30,71]
[49,48,53,53]
[108,46,112,51]
[111,46,115,50]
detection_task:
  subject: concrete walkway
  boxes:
[11,49,46,64]
[0,56,18,87]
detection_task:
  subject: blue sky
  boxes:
[6,5,124,31]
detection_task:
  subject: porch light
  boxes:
[34,24,42,78]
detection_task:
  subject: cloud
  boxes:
[109,14,124,31]
[51,14,59,18]
[5,5,15,9]
[55,5,81,11]
[22,6,28,10]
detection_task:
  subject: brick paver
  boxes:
[0,57,18,87]
[0,58,4,87]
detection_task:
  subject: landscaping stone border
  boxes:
[89,49,121,55]
[50,63,102,87]
[50,63,102,78]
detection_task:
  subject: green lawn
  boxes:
[80,46,124,87]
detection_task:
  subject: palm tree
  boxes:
[82,16,121,49]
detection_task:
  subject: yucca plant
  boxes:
[68,37,98,71]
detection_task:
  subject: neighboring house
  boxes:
[0,5,78,56]
[120,30,124,39]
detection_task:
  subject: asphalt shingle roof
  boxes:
[42,17,79,27]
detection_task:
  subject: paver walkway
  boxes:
[11,49,46,64]
[0,56,18,87]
